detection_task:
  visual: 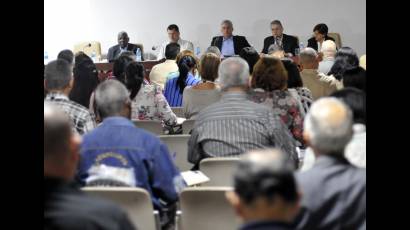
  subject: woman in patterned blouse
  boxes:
[249,57,305,147]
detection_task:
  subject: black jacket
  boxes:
[261,34,299,55]
[44,177,136,230]
[107,43,144,62]
[307,36,335,51]
[211,35,251,55]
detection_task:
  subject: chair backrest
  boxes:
[171,107,185,118]
[182,119,195,134]
[133,120,164,135]
[159,134,193,171]
[199,157,240,186]
[82,187,158,230]
[73,41,102,59]
[327,33,342,49]
[179,187,239,230]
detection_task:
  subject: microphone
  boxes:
[83,43,92,52]
[152,45,160,51]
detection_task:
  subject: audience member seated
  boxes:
[69,52,99,110]
[107,31,144,63]
[182,53,222,119]
[204,46,222,59]
[328,47,359,81]
[307,23,335,52]
[149,43,180,89]
[359,54,366,70]
[164,54,200,106]
[156,24,194,60]
[44,103,135,230]
[267,43,286,59]
[342,66,366,93]
[126,61,177,125]
[318,40,337,74]
[299,48,339,100]
[295,97,366,230]
[211,20,251,57]
[261,20,299,56]
[249,57,305,148]
[226,149,300,230]
[282,59,313,116]
[44,59,96,135]
[188,57,298,169]
[331,88,366,168]
[239,47,260,75]
[57,49,74,66]
[77,80,184,229]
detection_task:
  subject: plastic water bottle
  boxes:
[195,47,200,57]
[91,50,97,62]
[299,42,304,51]
[44,51,48,64]
[136,48,142,62]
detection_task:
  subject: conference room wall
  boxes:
[44,0,366,60]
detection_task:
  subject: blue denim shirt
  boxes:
[77,116,184,209]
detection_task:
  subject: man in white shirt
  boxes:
[156,24,194,60]
[149,43,180,89]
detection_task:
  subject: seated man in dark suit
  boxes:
[44,103,135,230]
[210,20,251,58]
[295,97,366,230]
[307,23,335,52]
[261,20,299,56]
[107,31,144,62]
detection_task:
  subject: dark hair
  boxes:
[177,55,197,94]
[239,47,260,74]
[251,57,288,91]
[282,59,303,88]
[233,150,298,205]
[125,62,145,100]
[167,24,179,32]
[313,23,329,36]
[328,47,359,80]
[342,66,366,93]
[165,43,181,60]
[331,87,366,124]
[113,55,134,83]
[69,53,99,108]
[57,49,74,64]
[270,20,283,28]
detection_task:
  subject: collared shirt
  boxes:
[221,36,235,57]
[157,38,194,60]
[45,92,96,135]
[164,72,200,107]
[240,220,294,230]
[188,91,298,166]
[318,58,335,75]
[77,117,184,210]
[275,36,283,48]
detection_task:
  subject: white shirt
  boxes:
[157,38,194,60]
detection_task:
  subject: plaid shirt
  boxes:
[45,92,96,135]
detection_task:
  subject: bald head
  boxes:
[321,40,337,59]
[299,48,318,70]
[304,97,353,154]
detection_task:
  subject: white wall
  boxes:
[44,0,366,60]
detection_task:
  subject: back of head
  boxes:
[331,87,366,125]
[113,55,134,83]
[205,46,222,58]
[342,66,366,92]
[233,149,298,207]
[267,43,284,55]
[57,49,74,64]
[218,57,250,91]
[199,53,221,82]
[165,42,181,60]
[176,50,196,65]
[282,59,303,88]
[44,59,73,91]
[125,61,145,100]
[304,97,353,154]
[177,55,197,94]
[239,47,260,74]
[299,48,318,67]
[321,40,337,59]
[251,57,288,91]
[95,80,130,119]
[328,47,359,80]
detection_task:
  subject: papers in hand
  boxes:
[181,170,210,186]
[176,117,186,125]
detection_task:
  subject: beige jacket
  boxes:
[149,60,178,89]
[300,69,340,100]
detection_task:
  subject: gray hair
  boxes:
[221,19,233,28]
[44,59,73,90]
[205,46,222,58]
[299,47,318,64]
[304,97,353,154]
[218,57,250,91]
[95,80,130,118]
[268,43,283,55]
[270,20,283,28]
[321,40,337,58]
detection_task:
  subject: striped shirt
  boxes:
[164,73,200,106]
[188,91,298,167]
